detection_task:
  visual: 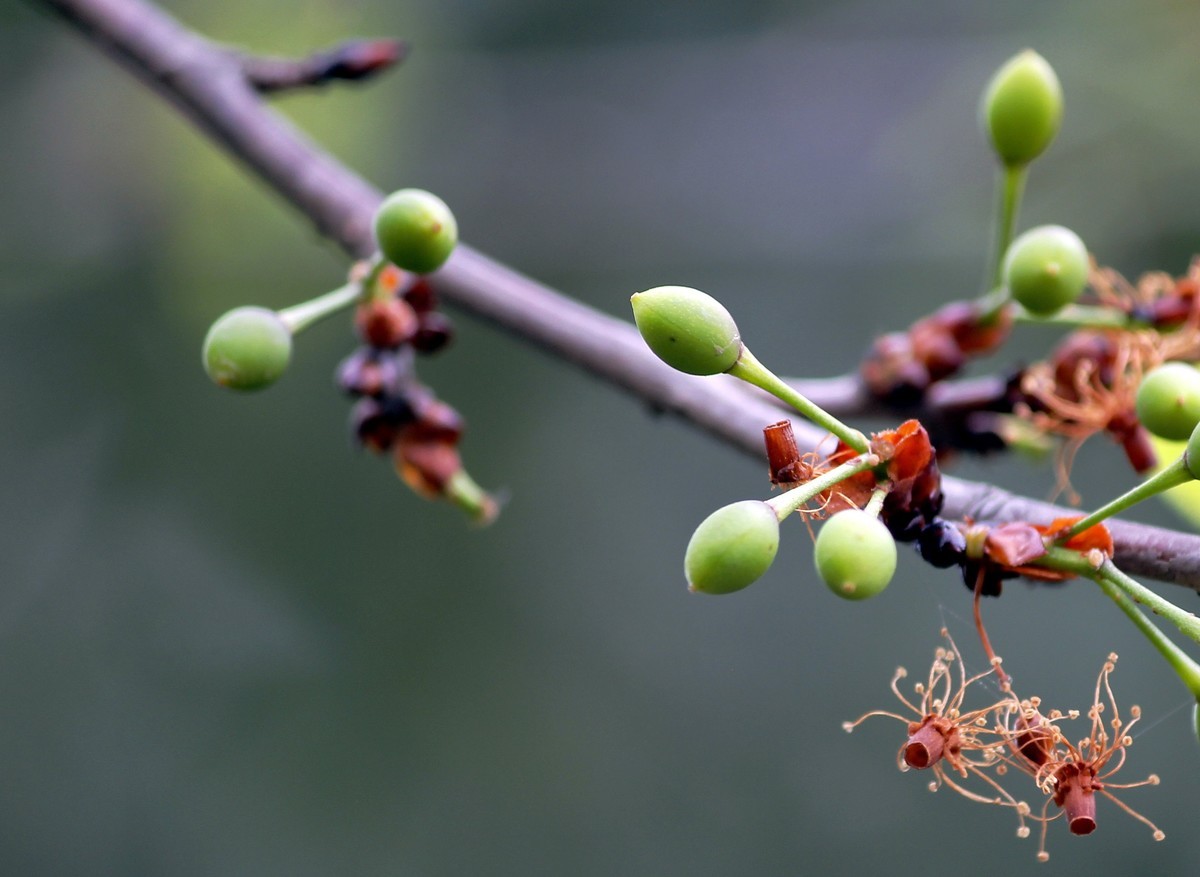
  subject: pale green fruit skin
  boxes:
[1003,225,1088,316]
[374,188,458,274]
[203,306,292,391]
[1184,419,1200,479]
[1136,362,1200,441]
[684,500,779,595]
[814,509,897,601]
[983,50,1063,167]
[631,286,742,376]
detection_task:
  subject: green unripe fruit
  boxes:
[1136,362,1200,441]
[631,286,743,376]
[374,188,458,274]
[1003,224,1088,316]
[684,500,779,595]
[813,509,897,600]
[1184,419,1200,480]
[982,50,1063,168]
[203,306,292,391]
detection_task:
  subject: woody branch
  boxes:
[29,0,1200,588]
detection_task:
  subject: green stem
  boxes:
[1098,559,1200,646]
[1056,457,1194,542]
[1035,548,1200,646]
[1089,568,1200,698]
[1012,303,1134,330]
[992,166,1027,289]
[977,165,1028,325]
[445,470,499,526]
[863,484,888,519]
[729,349,870,453]
[277,281,362,334]
[764,453,878,521]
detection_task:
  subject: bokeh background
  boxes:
[6,0,1200,874]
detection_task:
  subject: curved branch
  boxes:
[30,0,1200,590]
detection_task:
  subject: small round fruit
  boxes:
[631,285,742,376]
[1184,418,1200,480]
[814,509,897,600]
[1003,225,1088,316]
[982,50,1063,168]
[202,306,292,391]
[374,188,458,274]
[684,500,779,595]
[1136,362,1200,441]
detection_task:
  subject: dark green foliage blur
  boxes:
[5,1,1200,873]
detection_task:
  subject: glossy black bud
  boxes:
[917,520,967,569]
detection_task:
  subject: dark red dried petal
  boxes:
[984,522,1048,569]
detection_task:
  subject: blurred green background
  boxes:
[6,0,1200,873]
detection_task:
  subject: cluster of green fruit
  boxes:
[631,49,1200,613]
[202,188,458,391]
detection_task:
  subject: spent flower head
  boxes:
[997,653,1164,862]
[844,629,1033,838]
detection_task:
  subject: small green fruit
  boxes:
[684,500,779,595]
[203,306,292,391]
[982,50,1063,168]
[1184,419,1200,480]
[374,188,458,274]
[1136,362,1200,441]
[814,509,897,600]
[1003,224,1088,316]
[631,286,742,376]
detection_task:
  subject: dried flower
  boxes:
[844,630,1032,838]
[998,653,1164,862]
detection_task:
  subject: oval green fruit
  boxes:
[684,500,779,595]
[1003,224,1088,316]
[982,50,1063,168]
[814,509,897,600]
[1136,362,1200,441]
[631,285,742,376]
[203,306,292,391]
[374,188,459,274]
[1184,417,1200,480]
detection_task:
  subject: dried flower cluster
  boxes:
[846,631,1163,862]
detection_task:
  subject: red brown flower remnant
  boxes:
[951,516,1112,596]
[844,629,1033,839]
[861,302,1013,406]
[818,420,945,541]
[998,653,1164,862]
[1090,257,1200,332]
[1019,330,1161,497]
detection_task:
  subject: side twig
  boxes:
[239,38,406,94]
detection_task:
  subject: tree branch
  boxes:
[30,0,1200,590]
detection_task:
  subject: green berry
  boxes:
[813,509,897,600]
[203,306,292,391]
[684,500,779,595]
[1003,224,1088,316]
[982,50,1063,168]
[374,188,458,274]
[1184,419,1200,480]
[631,286,743,376]
[1136,362,1200,441]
